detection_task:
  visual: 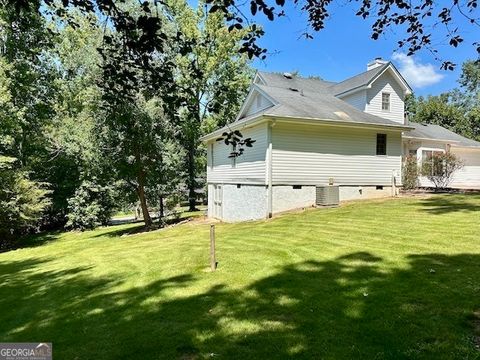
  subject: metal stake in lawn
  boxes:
[210,224,217,271]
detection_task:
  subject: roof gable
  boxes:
[237,85,276,120]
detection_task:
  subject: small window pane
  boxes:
[376,134,387,155]
[382,93,390,111]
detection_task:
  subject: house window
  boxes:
[381,92,390,111]
[376,134,387,155]
[421,150,444,175]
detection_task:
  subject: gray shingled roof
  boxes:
[405,122,480,148]
[252,72,410,128]
[328,63,390,96]
[257,71,335,92]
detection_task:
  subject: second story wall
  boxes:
[366,71,405,124]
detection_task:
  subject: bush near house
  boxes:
[402,155,419,190]
[421,152,464,190]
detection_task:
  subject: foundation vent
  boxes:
[316,185,339,206]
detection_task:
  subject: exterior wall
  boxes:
[366,70,405,124]
[340,90,367,111]
[271,122,402,186]
[272,185,316,213]
[207,122,268,184]
[450,147,480,188]
[220,184,267,222]
[207,183,215,218]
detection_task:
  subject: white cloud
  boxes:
[391,53,444,88]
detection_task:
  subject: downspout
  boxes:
[266,121,275,218]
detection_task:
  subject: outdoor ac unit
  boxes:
[316,185,339,206]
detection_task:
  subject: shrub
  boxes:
[421,152,464,190]
[66,180,115,230]
[402,154,419,190]
[0,156,51,249]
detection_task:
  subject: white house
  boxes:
[201,59,480,222]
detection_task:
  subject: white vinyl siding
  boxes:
[271,122,402,185]
[340,90,367,111]
[450,147,480,188]
[366,71,405,124]
[207,123,268,184]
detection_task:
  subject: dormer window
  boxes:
[381,92,390,111]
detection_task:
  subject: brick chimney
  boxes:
[367,57,388,71]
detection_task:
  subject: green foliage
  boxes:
[0,156,51,248]
[420,152,464,190]
[408,94,472,137]
[66,180,116,231]
[402,155,419,190]
[170,0,253,210]
[408,60,480,141]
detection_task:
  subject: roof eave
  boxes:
[264,114,413,131]
[402,135,461,143]
[450,144,480,149]
[200,114,267,142]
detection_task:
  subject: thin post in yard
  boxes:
[210,224,216,271]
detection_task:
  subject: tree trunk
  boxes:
[137,180,152,227]
[135,150,152,227]
[159,193,164,219]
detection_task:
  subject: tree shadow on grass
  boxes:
[1,252,479,359]
[414,193,480,214]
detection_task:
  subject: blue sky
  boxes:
[244,2,479,96]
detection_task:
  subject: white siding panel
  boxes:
[207,123,268,184]
[271,122,402,185]
[451,147,480,188]
[366,71,405,124]
[340,90,366,111]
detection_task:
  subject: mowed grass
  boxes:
[1,194,480,359]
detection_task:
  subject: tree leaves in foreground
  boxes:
[206,0,480,70]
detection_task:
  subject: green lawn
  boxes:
[1,195,480,359]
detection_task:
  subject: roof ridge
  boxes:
[330,62,390,88]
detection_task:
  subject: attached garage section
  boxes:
[450,147,480,189]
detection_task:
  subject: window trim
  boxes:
[381,92,390,112]
[376,133,387,156]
